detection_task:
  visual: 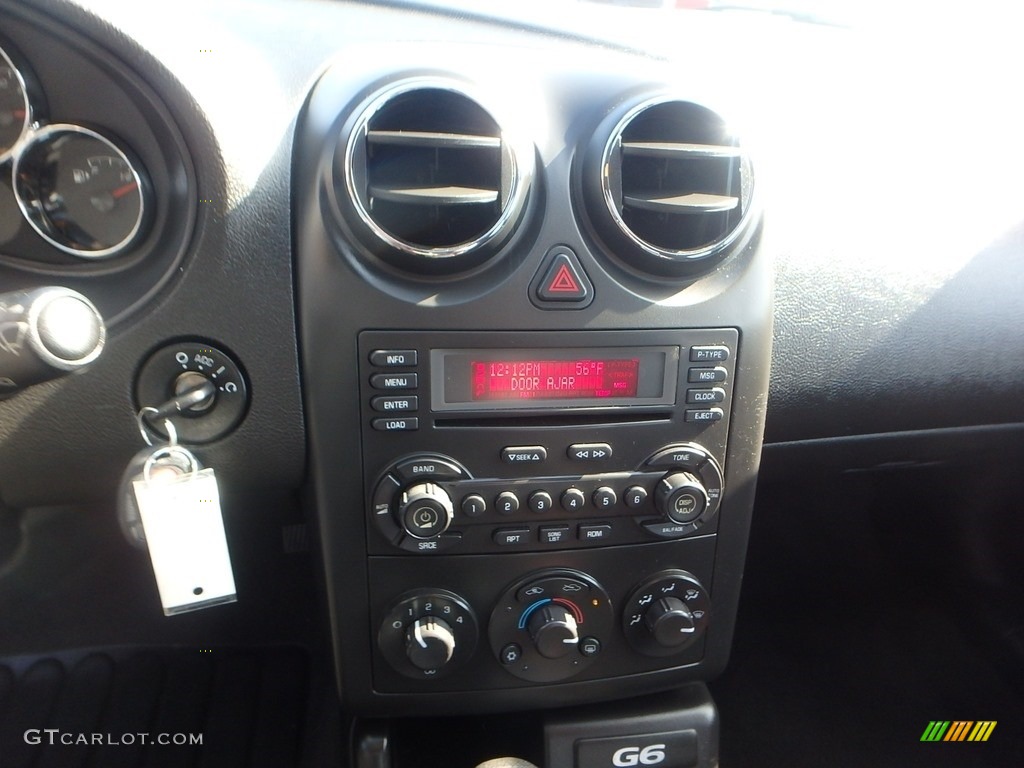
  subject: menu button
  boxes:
[371,373,418,390]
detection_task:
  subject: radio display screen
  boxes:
[431,346,679,411]
[471,358,640,400]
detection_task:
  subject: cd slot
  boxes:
[434,412,673,428]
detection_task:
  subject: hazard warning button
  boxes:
[531,247,593,308]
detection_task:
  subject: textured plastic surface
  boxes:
[545,686,719,768]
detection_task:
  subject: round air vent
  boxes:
[583,98,754,277]
[336,81,534,275]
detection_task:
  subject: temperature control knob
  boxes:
[398,483,454,539]
[655,472,709,524]
[528,604,580,659]
[405,617,456,671]
[644,596,696,648]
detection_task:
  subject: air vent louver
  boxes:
[340,84,532,274]
[588,99,753,277]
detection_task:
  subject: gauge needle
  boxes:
[111,181,138,200]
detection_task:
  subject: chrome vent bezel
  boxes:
[594,98,754,275]
[340,80,533,274]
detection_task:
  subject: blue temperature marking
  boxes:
[518,598,552,629]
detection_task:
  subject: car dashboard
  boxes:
[1,2,1023,767]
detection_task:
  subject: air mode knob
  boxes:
[398,482,454,539]
[655,472,709,524]
[405,616,457,671]
[528,604,580,659]
[644,596,696,648]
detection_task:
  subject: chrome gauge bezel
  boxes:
[0,43,35,165]
[12,123,150,260]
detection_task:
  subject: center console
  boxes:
[294,45,772,719]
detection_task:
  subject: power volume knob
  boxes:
[644,596,696,648]
[405,617,457,671]
[655,472,709,524]
[398,482,454,539]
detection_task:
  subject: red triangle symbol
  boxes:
[547,264,580,293]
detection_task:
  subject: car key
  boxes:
[117,408,237,616]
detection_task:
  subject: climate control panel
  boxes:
[376,566,713,691]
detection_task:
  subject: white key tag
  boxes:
[133,445,237,616]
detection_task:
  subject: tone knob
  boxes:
[644,596,696,648]
[405,616,457,671]
[654,472,709,524]
[528,604,580,659]
[398,482,454,539]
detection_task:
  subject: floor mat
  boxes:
[0,646,309,768]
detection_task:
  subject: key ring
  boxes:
[142,444,200,484]
[137,406,178,447]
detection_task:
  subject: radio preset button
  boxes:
[501,446,548,464]
[539,526,571,545]
[567,443,613,461]
[494,528,530,546]
[461,494,487,518]
[686,387,726,404]
[371,395,418,413]
[561,488,586,512]
[689,345,730,363]
[495,491,520,515]
[369,349,417,367]
[688,366,728,383]
[685,408,724,424]
[624,486,648,509]
[372,417,419,431]
[592,487,617,509]
[529,491,553,513]
[578,524,612,542]
[394,456,463,482]
[370,373,418,390]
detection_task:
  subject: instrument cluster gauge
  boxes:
[12,124,151,259]
[0,44,34,164]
